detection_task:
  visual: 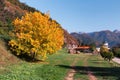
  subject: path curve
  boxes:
[64,58,79,80]
[64,54,98,80]
[84,55,97,80]
[112,57,120,64]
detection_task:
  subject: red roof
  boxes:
[75,46,90,50]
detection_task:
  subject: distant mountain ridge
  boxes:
[71,29,120,47]
[113,29,120,33]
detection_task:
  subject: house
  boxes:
[74,46,91,53]
[96,47,100,52]
[103,41,110,49]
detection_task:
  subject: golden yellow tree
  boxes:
[9,12,64,60]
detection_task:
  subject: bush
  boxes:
[100,46,114,61]
[106,51,114,61]
[112,48,120,58]
[0,21,3,27]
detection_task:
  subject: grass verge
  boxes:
[0,49,120,80]
[0,49,78,80]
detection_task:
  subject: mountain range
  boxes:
[71,30,120,47]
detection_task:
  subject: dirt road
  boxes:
[64,54,97,80]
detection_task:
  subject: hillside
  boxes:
[71,30,120,47]
[0,0,38,27]
[0,40,20,66]
[0,0,36,65]
[0,0,78,64]
[0,0,78,46]
[64,30,79,47]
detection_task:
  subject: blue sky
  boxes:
[20,0,120,33]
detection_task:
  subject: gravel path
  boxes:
[112,57,120,64]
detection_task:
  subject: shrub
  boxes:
[100,46,114,61]
[112,47,120,58]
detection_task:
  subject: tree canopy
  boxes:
[100,45,113,61]
[9,12,64,60]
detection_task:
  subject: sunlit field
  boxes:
[0,49,120,80]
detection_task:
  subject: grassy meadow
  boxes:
[0,49,120,80]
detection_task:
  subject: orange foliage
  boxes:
[9,12,64,60]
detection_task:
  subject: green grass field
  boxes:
[0,49,120,80]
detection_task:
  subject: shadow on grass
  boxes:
[56,65,120,80]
